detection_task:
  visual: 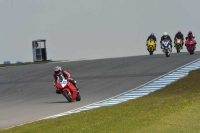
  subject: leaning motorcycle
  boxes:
[174,38,183,53]
[161,39,172,57]
[147,38,156,55]
[55,74,81,102]
[185,38,195,55]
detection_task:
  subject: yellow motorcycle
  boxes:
[174,38,183,53]
[147,39,156,55]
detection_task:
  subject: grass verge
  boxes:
[1,69,200,133]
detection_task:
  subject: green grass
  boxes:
[1,69,200,133]
[0,61,54,67]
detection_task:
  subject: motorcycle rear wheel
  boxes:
[76,92,81,101]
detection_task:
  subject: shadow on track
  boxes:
[43,101,70,104]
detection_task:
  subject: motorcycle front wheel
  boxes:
[176,46,180,53]
[63,91,73,102]
[149,51,153,55]
[189,50,194,55]
[148,47,154,55]
[165,51,170,57]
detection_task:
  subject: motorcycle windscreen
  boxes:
[56,75,68,88]
[188,38,193,41]
[162,40,169,47]
[176,39,181,43]
[57,75,64,83]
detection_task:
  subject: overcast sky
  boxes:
[0,0,199,63]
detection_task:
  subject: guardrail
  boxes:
[3,59,53,65]
[3,61,11,64]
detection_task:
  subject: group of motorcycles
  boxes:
[147,37,196,57]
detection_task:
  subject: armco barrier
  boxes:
[4,61,11,64]
[16,61,23,64]
[3,61,23,64]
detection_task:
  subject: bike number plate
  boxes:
[62,80,67,84]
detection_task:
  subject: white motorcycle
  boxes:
[161,39,172,57]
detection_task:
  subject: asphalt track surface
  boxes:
[1,51,200,129]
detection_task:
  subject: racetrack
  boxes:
[1,51,200,129]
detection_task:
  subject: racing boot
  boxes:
[160,42,163,49]
[56,89,61,94]
[68,78,75,84]
[70,79,77,87]
[181,43,183,49]
[146,44,149,51]
[69,78,79,92]
[171,45,172,52]
[74,83,79,93]
[76,88,80,95]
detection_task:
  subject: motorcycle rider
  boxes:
[185,30,197,45]
[53,66,79,94]
[174,30,184,49]
[146,33,157,50]
[160,32,172,52]
[185,31,197,50]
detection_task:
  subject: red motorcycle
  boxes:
[55,74,81,102]
[185,37,195,55]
